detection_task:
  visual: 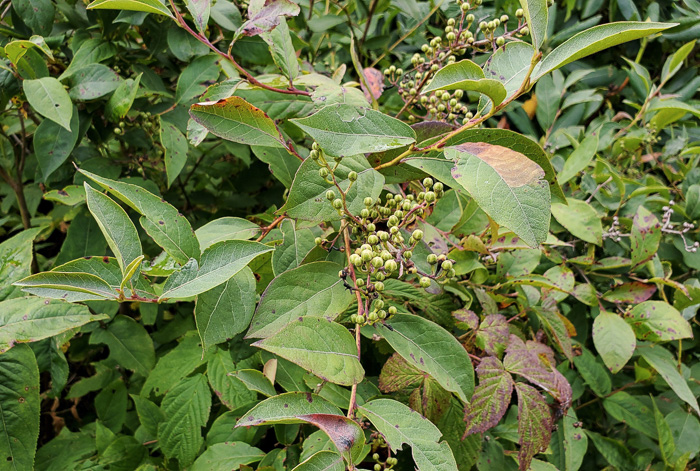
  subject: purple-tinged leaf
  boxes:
[296,414,365,464]
[630,205,661,268]
[379,353,424,393]
[463,356,514,436]
[514,382,553,471]
[185,0,210,33]
[475,314,509,356]
[453,308,479,331]
[534,309,574,361]
[239,0,300,37]
[602,282,656,304]
[627,301,693,341]
[409,376,452,423]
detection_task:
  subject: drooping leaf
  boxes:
[261,19,299,81]
[290,104,416,157]
[89,315,155,376]
[79,169,201,264]
[247,262,354,338]
[640,346,700,415]
[34,106,80,181]
[358,398,458,471]
[252,318,364,386]
[23,77,73,131]
[592,311,636,373]
[86,0,173,17]
[230,369,277,397]
[423,59,507,107]
[514,382,553,471]
[0,344,40,471]
[447,142,550,248]
[238,0,300,37]
[651,397,675,466]
[463,357,514,436]
[15,271,119,302]
[160,120,189,187]
[131,394,165,440]
[189,96,286,148]
[160,240,272,300]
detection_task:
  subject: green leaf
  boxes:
[290,104,416,157]
[572,348,611,397]
[651,397,675,465]
[627,301,693,341]
[514,382,553,471]
[481,41,536,110]
[661,40,696,83]
[629,206,660,267]
[358,398,458,471]
[84,184,142,278]
[447,142,550,248]
[44,186,86,206]
[602,392,656,439]
[463,357,514,436]
[207,349,256,410]
[160,120,189,187]
[79,169,200,264]
[66,64,122,100]
[23,77,73,131]
[189,96,286,148]
[280,154,385,224]
[105,73,142,120]
[592,311,635,373]
[551,198,602,245]
[15,271,119,301]
[548,409,587,471]
[261,19,299,81]
[422,59,507,107]
[195,267,257,351]
[195,217,261,249]
[248,262,354,338]
[89,315,155,376]
[191,442,264,471]
[518,0,548,50]
[533,22,676,80]
[11,0,54,35]
[160,240,272,300]
[185,0,211,33]
[34,106,80,180]
[0,344,40,470]
[557,135,598,185]
[272,219,316,275]
[131,394,165,440]
[175,55,220,105]
[252,318,364,386]
[86,0,173,17]
[586,431,634,471]
[237,0,300,37]
[230,369,277,397]
[640,346,700,415]
[158,374,212,467]
[252,146,302,188]
[5,36,53,64]
[95,379,127,432]
[0,228,42,302]
[370,314,474,402]
[292,451,344,471]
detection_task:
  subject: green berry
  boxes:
[375,465,382,471]
[348,171,358,182]
[521,26,529,36]
[319,168,329,178]
[364,197,374,206]
[466,13,475,22]
[424,191,436,202]
[374,281,385,291]
[412,229,423,241]
[442,260,453,271]
[361,249,373,262]
[496,36,505,46]
[500,14,509,22]
[427,254,438,264]
[423,177,433,188]
[372,256,384,268]
[350,254,362,266]
[366,223,376,232]
[388,215,399,227]
[385,260,398,272]
[374,299,385,309]
[369,311,378,322]
[315,237,323,246]
[403,250,413,259]
[419,277,431,288]
[375,272,386,281]
[446,32,456,41]
[326,190,335,201]
[356,278,365,287]
[460,2,470,11]
[388,306,397,315]
[361,244,372,251]
[368,234,379,245]
[433,182,444,192]
[333,199,343,210]
[361,208,370,218]
[515,8,524,17]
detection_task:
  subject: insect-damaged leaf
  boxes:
[446,142,550,248]
[238,0,300,37]
[463,356,514,436]
[626,301,693,341]
[515,382,553,471]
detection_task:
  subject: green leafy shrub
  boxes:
[0,0,698,470]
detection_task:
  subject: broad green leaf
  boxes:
[515,382,553,471]
[0,344,40,470]
[557,135,598,185]
[79,169,200,264]
[370,314,474,402]
[572,348,611,397]
[422,59,507,107]
[44,185,86,206]
[252,146,302,188]
[358,399,458,471]
[237,0,300,37]
[89,315,155,376]
[131,395,165,440]
[0,303,91,361]
[602,282,656,304]
[272,219,316,275]
[290,104,416,157]
[105,73,142,120]
[195,267,257,351]
[5,35,52,64]
[482,41,536,108]
[160,120,189,187]
[548,409,587,471]
[87,0,173,17]
[592,311,635,373]
[447,142,550,248]
[191,442,264,471]
[248,262,353,338]
[207,349,256,410]
[292,451,344,471]
[647,98,700,119]
[189,96,286,147]
[652,397,675,466]
[185,0,211,33]
[95,379,127,432]
[666,410,700,461]
[630,206,661,268]
[66,64,122,100]
[640,347,700,415]
[34,106,80,180]
[533,22,676,80]
[158,374,212,467]
[603,392,656,439]
[15,271,118,301]
[252,318,364,386]
[176,55,220,105]
[586,431,634,471]
[463,357,513,436]
[518,0,548,50]
[160,240,272,300]
[627,301,693,341]
[85,184,142,277]
[280,154,385,223]
[230,369,277,397]
[23,77,73,131]
[261,19,299,81]
[11,0,54,35]
[551,198,602,245]
[0,228,42,302]
[195,217,261,249]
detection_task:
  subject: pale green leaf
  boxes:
[160,120,189,187]
[87,0,173,17]
[592,311,635,373]
[518,0,548,50]
[15,271,119,301]
[627,301,693,341]
[261,19,299,81]
[195,217,261,249]
[551,198,602,245]
[640,347,700,415]
[23,77,73,131]
[4,35,53,64]
[423,59,507,107]
[191,442,264,471]
[0,228,42,302]
[89,315,155,376]
[292,451,344,471]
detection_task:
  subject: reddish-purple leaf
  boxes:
[297,413,365,461]
[475,314,509,356]
[514,382,553,471]
[240,0,300,37]
[453,308,479,331]
[361,67,384,101]
[602,281,656,304]
[534,309,573,361]
[379,353,424,393]
[463,356,514,437]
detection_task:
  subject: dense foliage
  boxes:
[1,0,699,470]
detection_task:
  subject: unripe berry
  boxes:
[361,244,372,252]
[356,278,365,287]
[500,14,509,22]
[466,13,475,22]
[350,254,362,266]
[419,277,431,288]
[312,142,320,150]
[368,311,378,322]
[372,256,384,268]
[423,177,434,188]
[496,36,505,46]
[388,215,399,227]
[385,260,398,272]
[425,191,436,202]
[412,229,424,241]
[374,299,385,309]
[378,309,387,319]
[378,231,389,241]
[447,18,456,26]
[427,253,438,264]
[360,208,370,218]
[374,281,385,291]
[388,306,397,315]
[368,234,379,245]
[442,260,453,271]
[521,26,529,36]
[515,8,524,17]
[366,223,376,232]
[375,272,386,281]
[396,68,403,75]
[361,249,373,262]
[446,32,456,41]
[315,237,323,245]
[333,199,343,210]
[326,190,335,201]
[384,68,391,76]
[390,226,399,234]
[403,250,413,259]
[479,21,488,30]
[394,210,404,219]
[460,2,469,11]
[319,168,329,178]
[348,171,358,182]
[433,182,444,192]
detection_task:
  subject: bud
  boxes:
[361,249,373,262]
[315,237,323,246]
[427,254,438,264]
[374,299,385,309]
[385,260,398,272]
[425,191,436,202]
[366,223,376,232]
[419,277,431,288]
[348,171,358,182]
[374,281,385,291]
[412,229,424,241]
[460,2,470,11]
[496,36,505,46]
[319,167,329,178]
[378,231,389,241]
[442,260,453,271]
[333,199,343,210]
[350,254,362,266]
[368,234,379,245]
[515,8,524,17]
[403,250,413,259]
[372,256,384,268]
[521,26,529,36]
[326,190,335,201]
[364,197,374,206]
[388,306,397,315]
[433,182,444,192]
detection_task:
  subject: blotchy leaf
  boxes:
[475,314,509,356]
[518,0,548,50]
[86,0,173,17]
[359,399,458,471]
[630,205,661,267]
[423,59,507,107]
[463,357,514,436]
[185,0,211,33]
[627,301,693,341]
[190,96,286,147]
[253,318,364,386]
[372,314,474,402]
[247,262,354,339]
[515,382,553,471]
[79,169,200,264]
[447,142,550,248]
[602,282,656,304]
[160,240,272,300]
[592,311,636,373]
[23,77,73,131]
[0,344,40,471]
[239,0,300,37]
[291,104,416,157]
[533,22,676,80]
[379,353,424,393]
